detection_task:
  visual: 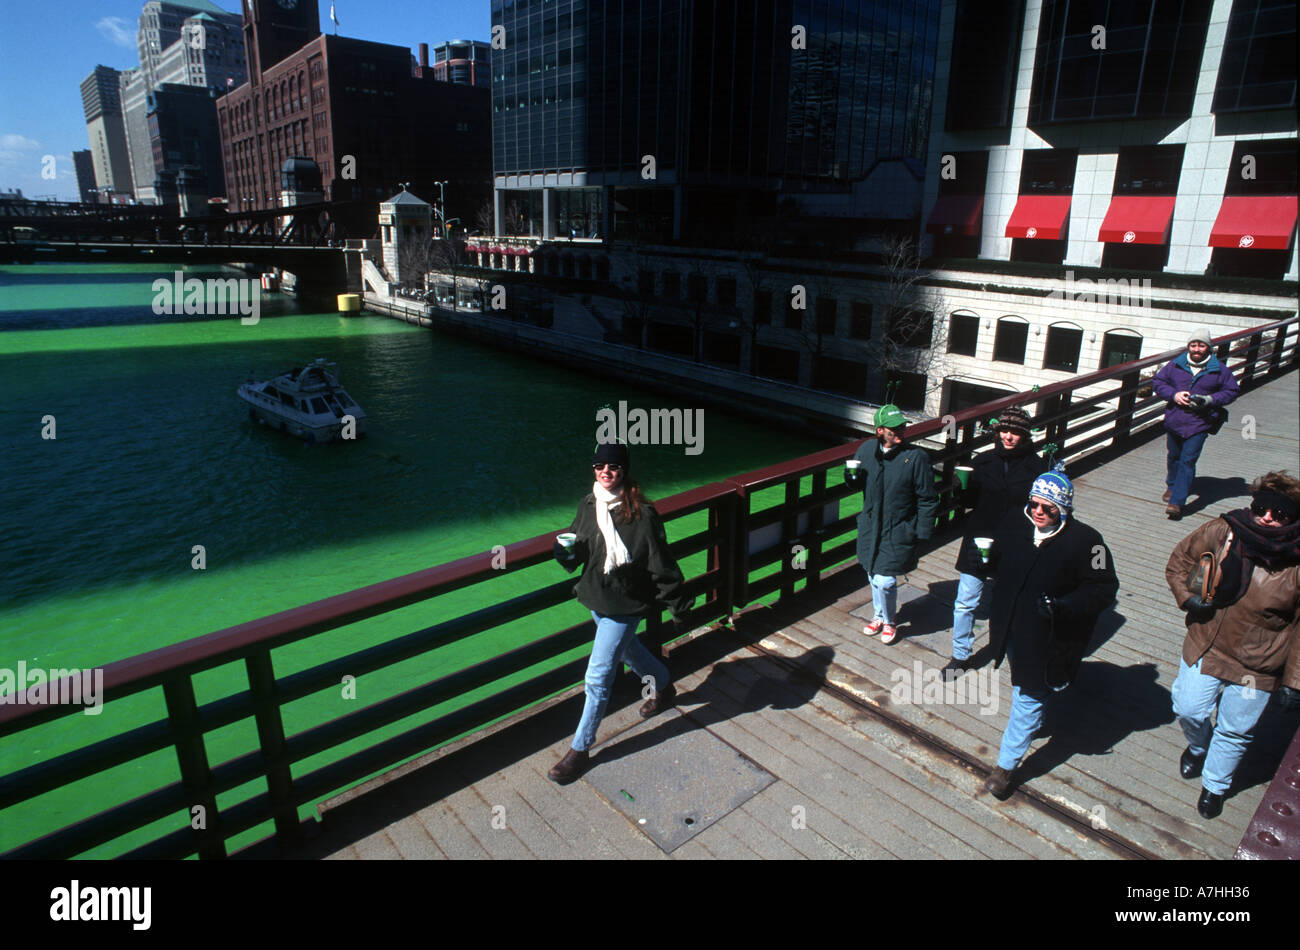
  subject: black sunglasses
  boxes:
[593,463,623,473]
[1251,502,1293,522]
[1028,500,1058,512]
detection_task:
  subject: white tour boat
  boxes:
[238,358,367,442]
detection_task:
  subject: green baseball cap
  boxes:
[873,404,907,429]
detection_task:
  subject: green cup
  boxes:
[955,466,974,489]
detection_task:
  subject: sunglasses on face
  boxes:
[1251,502,1293,522]
[1028,501,1058,514]
[593,463,623,473]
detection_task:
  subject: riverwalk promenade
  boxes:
[291,369,1298,861]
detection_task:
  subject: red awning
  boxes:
[465,243,482,253]
[1004,195,1072,240]
[1097,195,1177,245]
[926,195,984,236]
[1208,196,1298,250]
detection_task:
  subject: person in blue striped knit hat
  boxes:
[981,466,1119,800]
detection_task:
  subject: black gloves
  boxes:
[1182,594,1214,612]
[1189,394,1213,410]
[1277,686,1300,712]
[552,539,579,571]
[1037,593,1056,621]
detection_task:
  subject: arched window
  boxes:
[1100,329,1142,369]
[993,316,1030,364]
[1043,321,1084,372]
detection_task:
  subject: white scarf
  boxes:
[593,481,631,573]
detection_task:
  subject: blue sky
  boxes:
[0,0,491,201]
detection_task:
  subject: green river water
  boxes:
[0,262,841,856]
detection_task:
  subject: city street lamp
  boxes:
[433,180,447,232]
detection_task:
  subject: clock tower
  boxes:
[242,0,321,84]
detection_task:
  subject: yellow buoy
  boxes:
[337,293,361,313]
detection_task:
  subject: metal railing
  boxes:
[1,316,1295,859]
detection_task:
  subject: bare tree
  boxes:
[865,235,948,407]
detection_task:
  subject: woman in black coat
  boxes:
[983,470,1118,800]
[547,442,692,784]
[948,406,1043,671]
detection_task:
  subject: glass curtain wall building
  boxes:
[490,0,941,244]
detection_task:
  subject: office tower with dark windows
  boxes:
[490,0,942,244]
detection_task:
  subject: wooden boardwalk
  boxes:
[288,370,1298,860]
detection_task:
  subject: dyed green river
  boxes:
[0,262,831,856]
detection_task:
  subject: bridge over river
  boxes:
[2,319,1296,861]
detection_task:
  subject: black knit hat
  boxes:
[592,442,630,469]
[995,406,1032,437]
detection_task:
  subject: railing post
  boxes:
[162,676,226,859]
[1115,368,1139,444]
[806,468,827,590]
[1269,326,1287,376]
[1243,331,1262,382]
[779,477,800,601]
[245,650,303,848]
[733,485,752,609]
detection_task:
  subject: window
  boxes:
[1113,145,1184,195]
[637,269,654,295]
[1224,140,1298,195]
[993,317,1029,364]
[887,308,935,348]
[816,297,837,335]
[947,312,979,356]
[1042,323,1083,372]
[784,293,803,330]
[1213,0,1297,114]
[662,271,680,299]
[687,273,707,304]
[850,301,872,340]
[1100,330,1142,369]
[754,290,772,326]
[717,277,737,309]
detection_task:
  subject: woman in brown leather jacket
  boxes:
[1166,471,1300,819]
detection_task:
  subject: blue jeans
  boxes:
[869,573,898,625]
[997,684,1049,770]
[572,611,670,752]
[1171,657,1271,795]
[952,572,989,660]
[1165,430,1209,507]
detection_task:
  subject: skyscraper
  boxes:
[490,0,942,243]
[81,65,135,196]
[118,1,247,204]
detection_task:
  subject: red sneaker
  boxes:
[880,624,898,645]
[864,619,884,636]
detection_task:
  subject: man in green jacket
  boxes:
[845,405,940,644]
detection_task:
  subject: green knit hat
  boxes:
[873,404,907,429]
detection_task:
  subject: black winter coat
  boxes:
[847,440,940,576]
[988,515,1118,690]
[953,442,1044,577]
[560,494,692,619]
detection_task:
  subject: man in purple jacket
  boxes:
[1151,328,1240,519]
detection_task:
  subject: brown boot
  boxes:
[984,766,1015,800]
[639,684,677,719]
[547,748,589,784]
[1162,489,1171,502]
[1166,503,1182,520]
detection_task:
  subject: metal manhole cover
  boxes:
[584,710,775,853]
